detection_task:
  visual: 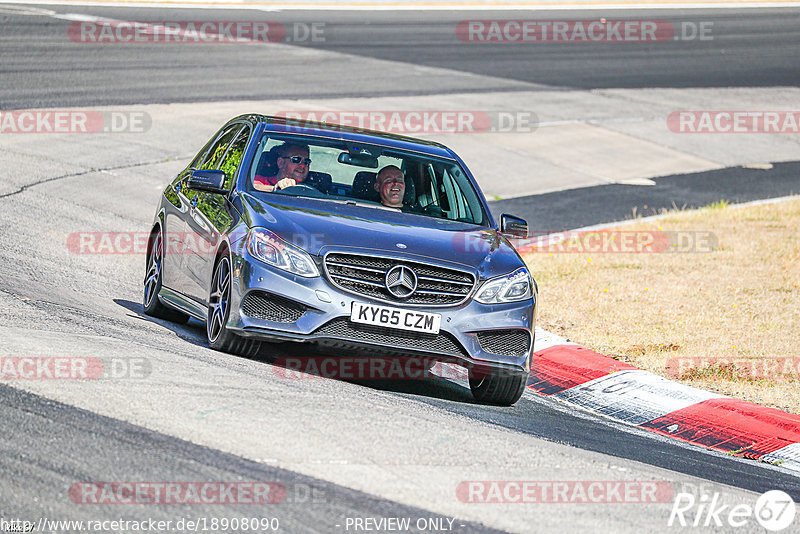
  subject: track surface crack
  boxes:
[0,156,189,200]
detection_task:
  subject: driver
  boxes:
[254,143,311,192]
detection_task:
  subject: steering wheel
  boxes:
[277,184,321,194]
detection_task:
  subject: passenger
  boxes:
[374,165,405,208]
[254,143,311,192]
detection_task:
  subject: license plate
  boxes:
[350,302,441,335]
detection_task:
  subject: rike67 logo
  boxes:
[669,490,796,531]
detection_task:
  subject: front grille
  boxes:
[476,329,531,358]
[324,253,475,306]
[241,291,307,323]
[313,318,469,358]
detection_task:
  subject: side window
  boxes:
[199,124,240,171]
[441,171,459,219]
[436,165,473,222]
[218,126,250,190]
[430,164,451,213]
[189,136,215,169]
[425,163,442,208]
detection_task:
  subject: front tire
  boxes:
[143,228,189,323]
[207,254,262,357]
[469,367,528,406]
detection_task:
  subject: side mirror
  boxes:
[187,169,227,194]
[500,213,528,238]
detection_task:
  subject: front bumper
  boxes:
[225,245,536,374]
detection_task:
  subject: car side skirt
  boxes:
[158,287,207,322]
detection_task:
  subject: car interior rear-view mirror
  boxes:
[338,152,379,168]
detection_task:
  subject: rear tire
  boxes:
[207,254,262,357]
[469,367,527,406]
[143,228,190,324]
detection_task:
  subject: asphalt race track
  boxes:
[1,3,799,533]
[2,6,800,107]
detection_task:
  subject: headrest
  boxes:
[254,149,277,178]
[306,171,332,194]
[352,171,379,202]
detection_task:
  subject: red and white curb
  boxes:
[529,328,800,473]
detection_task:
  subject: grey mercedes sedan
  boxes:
[144,115,536,405]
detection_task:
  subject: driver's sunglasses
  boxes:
[281,156,312,166]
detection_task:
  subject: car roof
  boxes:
[234,114,457,159]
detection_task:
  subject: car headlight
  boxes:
[246,227,319,278]
[475,267,533,304]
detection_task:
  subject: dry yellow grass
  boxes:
[523,198,800,413]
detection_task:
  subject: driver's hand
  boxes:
[274,178,296,190]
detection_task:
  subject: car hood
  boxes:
[240,193,525,279]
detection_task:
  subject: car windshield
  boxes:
[246,133,489,226]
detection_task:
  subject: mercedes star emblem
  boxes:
[385,265,417,299]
